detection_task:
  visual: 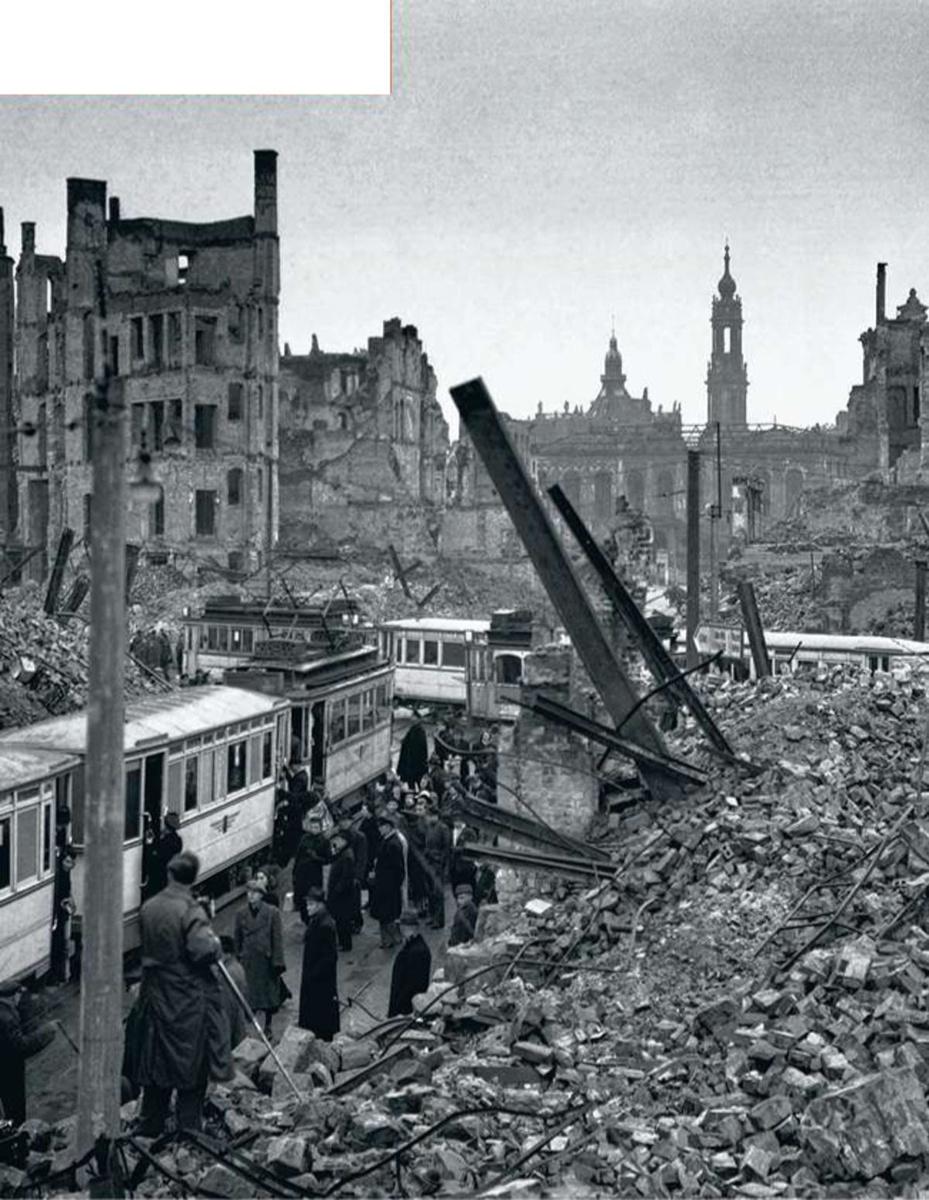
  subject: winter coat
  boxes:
[424,821,451,884]
[387,934,432,1017]
[0,990,54,1125]
[326,848,357,927]
[298,908,340,1040]
[135,880,232,1091]
[448,898,479,948]
[370,832,405,923]
[359,815,381,876]
[349,827,369,883]
[234,900,285,1013]
[403,814,428,905]
[293,832,330,906]
[397,722,429,787]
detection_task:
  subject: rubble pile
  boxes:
[0,586,168,727]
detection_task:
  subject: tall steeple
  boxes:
[706,243,748,426]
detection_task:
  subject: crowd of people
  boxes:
[110,718,501,1138]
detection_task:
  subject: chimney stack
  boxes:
[253,149,278,236]
[108,197,120,223]
[21,222,35,255]
[877,262,887,325]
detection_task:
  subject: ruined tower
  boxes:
[0,210,15,543]
[706,244,748,427]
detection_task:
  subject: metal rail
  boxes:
[462,842,612,880]
[548,482,735,761]
[455,789,612,862]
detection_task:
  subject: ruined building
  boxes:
[277,319,449,553]
[840,262,926,477]
[11,150,280,579]
[0,211,14,546]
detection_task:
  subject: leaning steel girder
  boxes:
[449,377,670,778]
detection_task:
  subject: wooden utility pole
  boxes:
[709,422,722,620]
[916,560,927,642]
[686,450,701,668]
[76,368,127,1154]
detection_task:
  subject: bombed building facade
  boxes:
[277,319,449,554]
[8,150,280,580]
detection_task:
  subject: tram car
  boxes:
[696,623,929,678]
[225,638,393,811]
[0,686,290,984]
[182,594,362,678]
[377,610,534,720]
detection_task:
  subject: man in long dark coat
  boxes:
[325,834,356,952]
[345,814,369,933]
[0,982,54,1125]
[424,805,452,929]
[371,817,406,949]
[234,878,286,1036]
[135,852,232,1136]
[298,889,340,1042]
[387,933,432,1017]
[397,721,428,788]
[293,814,330,918]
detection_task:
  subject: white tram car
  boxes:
[696,623,929,677]
[378,614,533,720]
[0,686,290,981]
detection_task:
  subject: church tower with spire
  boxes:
[706,244,748,426]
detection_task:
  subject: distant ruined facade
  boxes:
[8,150,280,580]
[277,319,449,552]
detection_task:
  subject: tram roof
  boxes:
[0,745,81,790]
[0,686,287,757]
[379,617,491,634]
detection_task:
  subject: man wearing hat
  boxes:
[370,816,406,948]
[234,876,286,1036]
[423,803,452,929]
[0,982,55,1125]
[293,812,331,920]
[298,888,340,1041]
[325,833,357,952]
[135,851,231,1136]
[448,885,478,948]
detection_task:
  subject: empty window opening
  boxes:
[723,326,731,354]
[228,304,244,344]
[195,490,216,537]
[194,404,217,450]
[177,254,189,286]
[227,467,243,506]
[228,382,243,422]
[194,316,217,366]
[167,399,183,447]
[131,317,145,361]
[152,494,165,537]
[167,313,182,365]
[109,335,120,376]
[150,314,164,366]
[915,386,921,423]
[46,279,53,316]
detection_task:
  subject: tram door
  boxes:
[50,772,74,982]
[311,702,326,788]
[141,752,165,904]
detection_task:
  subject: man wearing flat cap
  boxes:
[234,876,286,1036]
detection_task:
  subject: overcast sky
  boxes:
[1,0,927,437]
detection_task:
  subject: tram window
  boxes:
[243,628,254,653]
[869,656,878,672]
[227,740,247,792]
[882,656,890,672]
[262,731,273,778]
[0,817,9,890]
[443,641,466,668]
[403,638,421,664]
[214,747,226,798]
[496,654,522,684]
[329,699,346,745]
[362,691,375,731]
[230,628,242,651]
[125,765,142,840]
[375,684,389,723]
[423,639,438,665]
[248,735,262,785]
[184,757,198,811]
[347,695,361,738]
[17,807,38,883]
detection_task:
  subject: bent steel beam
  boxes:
[547,483,735,761]
[449,377,668,768]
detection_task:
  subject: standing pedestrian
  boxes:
[423,804,451,929]
[345,813,369,933]
[448,884,479,948]
[298,888,340,1042]
[234,878,286,1036]
[326,833,357,952]
[371,816,405,948]
[0,983,55,1126]
[293,813,330,918]
[387,933,432,1017]
[135,852,232,1137]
